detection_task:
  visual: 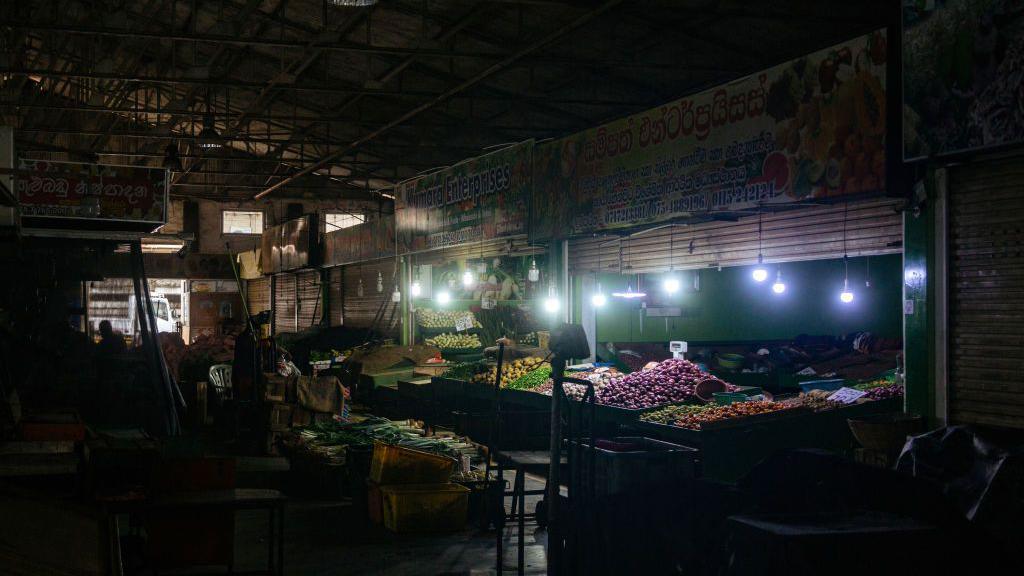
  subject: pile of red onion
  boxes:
[597,358,713,409]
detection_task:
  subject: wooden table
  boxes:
[102,488,286,576]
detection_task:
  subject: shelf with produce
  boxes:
[629,397,903,482]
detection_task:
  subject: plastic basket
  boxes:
[381,483,470,532]
[570,436,698,496]
[369,441,456,485]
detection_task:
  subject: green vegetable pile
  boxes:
[507,365,552,390]
[640,404,710,424]
[442,360,488,381]
[299,416,467,460]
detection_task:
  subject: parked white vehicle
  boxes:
[127,295,179,334]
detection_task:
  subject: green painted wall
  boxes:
[903,174,936,422]
[586,254,903,344]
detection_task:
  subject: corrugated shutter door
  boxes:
[273,273,297,334]
[342,260,399,338]
[328,267,343,327]
[949,157,1024,429]
[246,277,270,315]
[568,199,903,274]
[296,270,323,330]
[414,235,545,266]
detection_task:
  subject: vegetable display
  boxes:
[669,401,793,430]
[596,358,720,409]
[781,390,844,412]
[863,383,904,400]
[442,360,488,381]
[297,416,471,461]
[507,365,551,390]
[640,404,711,424]
[470,357,548,388]
[417,309,480,329]
[425,333,482,350]
[533,366,622,400]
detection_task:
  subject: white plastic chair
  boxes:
[208,364,233,400]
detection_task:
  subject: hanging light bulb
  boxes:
[462,268,475,288]
[752,207,768,282]
[840,279,854,303]
[410,280,422,297]
[543,285,561,314]
[356,278,364,297]
[772,268,786,294]
[591,282,607,308]
[663,276,681,294]
[839,253,854,303]
[376,271,384,293]
[752,255,768,282]
[528,259,540,282]
[436,290,451,305]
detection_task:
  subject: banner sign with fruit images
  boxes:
[395,141,533,251]
[530,31,887,241]
[903,0,1024,159]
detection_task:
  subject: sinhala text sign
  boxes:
[396,141,533,251]
[531,31,887,240]
[17,159,168,225]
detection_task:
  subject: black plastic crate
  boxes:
[570,436,699,496]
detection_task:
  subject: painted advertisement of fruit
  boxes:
[903,0,1024,159]
[765,32,887,200]
[527,30,886,241]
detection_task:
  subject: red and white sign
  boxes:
[17,159,168,224]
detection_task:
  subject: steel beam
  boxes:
[256,0,626,200]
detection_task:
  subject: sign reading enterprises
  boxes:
[395,141,533,251]
[17,159,168,225]
[531,30,887,240]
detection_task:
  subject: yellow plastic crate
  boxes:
[369,441,456,485]
[380,483,470,533]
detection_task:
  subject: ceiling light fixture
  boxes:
[839,203,854,304]
[198,89,223,149]
[772,267,786,294]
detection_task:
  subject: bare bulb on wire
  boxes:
[772,269,786,294]
[462,269,475,288]
[840,279,854,303]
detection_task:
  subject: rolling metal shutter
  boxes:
[342,259,400,338]
[949,157,1024,429]
[296,270,323,330]
[568,199,903,274]
[328,267,344,327]
[412,235,546,266]
[273,273,297,334]
[246,277,271,315]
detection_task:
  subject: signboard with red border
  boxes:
[17,159,168,225]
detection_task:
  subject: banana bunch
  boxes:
[471,357,549,388]
[426,333,482,349]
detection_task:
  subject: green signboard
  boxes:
[531,31,887,241]
[396,141,533,252]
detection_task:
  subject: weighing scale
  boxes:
[670,340,687,360]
